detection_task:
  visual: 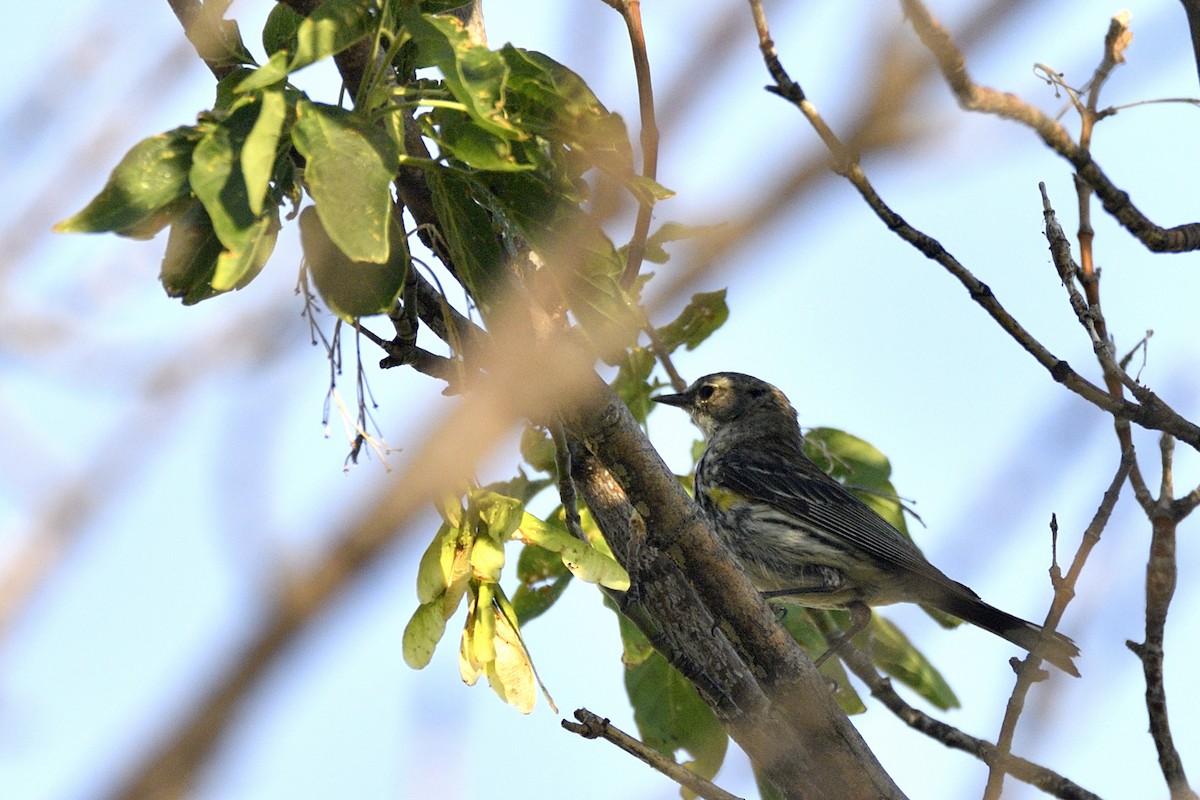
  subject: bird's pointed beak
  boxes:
[651,391,691,408]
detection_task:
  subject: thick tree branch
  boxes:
[563,377,906,800]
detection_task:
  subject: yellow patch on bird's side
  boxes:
[704,485,745,512]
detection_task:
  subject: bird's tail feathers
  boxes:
[933,591,1080,677]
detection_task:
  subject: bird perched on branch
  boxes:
[653,371,1079,676]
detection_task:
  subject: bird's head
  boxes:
[652,372,799,439]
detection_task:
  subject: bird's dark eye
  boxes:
[696,385,716,401]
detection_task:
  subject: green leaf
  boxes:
[54,127,197,239]
[518,514,630,590]
[469,489,525,542]
[500,46,669,202]
[804,427,907,534]
[625,649,729,788]
[187,5,256,70]
[518,425,557,474]
[242,86,288,215]
[239,0,376,92]
[611,346,656,424]
[511,544,572,624]
[402,9,515,138]
[869,615,959,710]
[189,97,282,290]
[486,587,538,714]
[656,290,729,354]
[189,101,257,250]
[637,221,725,265]
[262,2,304,55]
[292,99,397,263]
[472,582,497,663]
[213,209,279,290]
[426,168,505,304]
[776,609,865,715]
[214,66,258,111]
[430,107,533,172]
[403,600,449,669]
[469,535,505,583]
[415,522,458,604]
[159,198,222,305]
[300,206,407,318]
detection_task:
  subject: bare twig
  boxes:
[1126,436,1200,800]
[746,0,1200,451]
[600,1,661,290]
[562,708,743,800]
[984,451,1132,799]
[833,642,1100,800]
[900,0,1200,253]
[1039,182,1152,501]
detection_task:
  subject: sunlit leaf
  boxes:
[469,534,505,583]
[415,522,459,604]
[239,0,376,91]
[402,9,515,138]
[517,514,630,590]
[242,86,288,215]
[431,107,533,172]
[868,615,959,710]
[212,209,278,290]
[54,127,197,239]
[189,100,257,250]
[487,589,537,714]
[403,600,449,669]
[471,489,524,542]
[292,99,397,263]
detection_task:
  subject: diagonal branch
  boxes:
[834,642,1100,800]
[745,0,1200,452]
[900,0,1200,253]
[984,451,1132,799]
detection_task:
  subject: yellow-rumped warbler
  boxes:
[654,372,1080,676]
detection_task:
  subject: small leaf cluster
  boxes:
[403,487,629,713]
[56,0,667,332]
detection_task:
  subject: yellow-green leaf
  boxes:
[292,99,396,263]
[402,600,449,669]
